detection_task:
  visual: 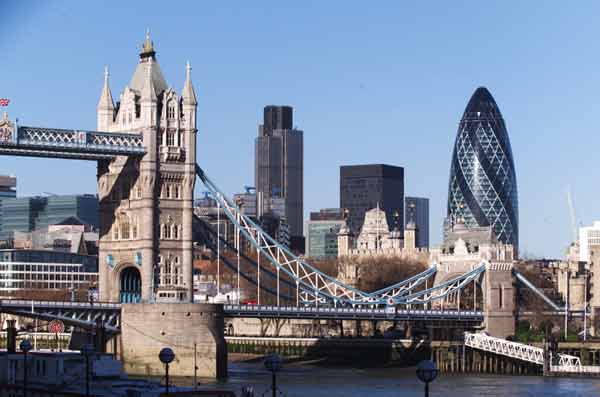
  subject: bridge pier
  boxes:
[120,303,227,379]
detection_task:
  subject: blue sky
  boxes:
[2,1,600,258]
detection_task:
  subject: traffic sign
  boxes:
[49,319,65,334]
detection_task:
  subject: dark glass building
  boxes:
[0,194,99,241]
[446,87,518,250]
[340,164,404,235]
[255,106,303,244]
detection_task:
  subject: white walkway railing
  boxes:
[464,332,581,371]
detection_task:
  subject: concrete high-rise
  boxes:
[405,196,429,248]
[340,164,404,235]
[254,105,303,244]
[446,87,518,252]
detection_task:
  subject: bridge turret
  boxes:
[99,34,196,303]
[97,66,115,131]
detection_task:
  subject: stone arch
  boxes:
[119,266,141,303]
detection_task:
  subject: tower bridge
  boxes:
[0,34,568,378]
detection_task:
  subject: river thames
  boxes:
[194,361,600,397]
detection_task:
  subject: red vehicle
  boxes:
[241,299,257,305]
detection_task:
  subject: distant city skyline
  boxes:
[3,1,600,258]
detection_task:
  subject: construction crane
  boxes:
[567,186,578,243]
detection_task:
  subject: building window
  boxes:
[167,131,175,146]
[132,217,138,239]
[113,225,119,240]
[174,184,181,199]
[162,224,171,239]
[166,185,172,199]
[136,185,142,199]
[120,215,131,240]
[172,224,178,240]
[167,101,176,120]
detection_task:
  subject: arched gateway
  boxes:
[120,267,141,303]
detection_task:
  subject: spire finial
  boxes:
[140,29,155,60]
[104,66,109,83]
[186,61,192,80]
[182,60,197,105]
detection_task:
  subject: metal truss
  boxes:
[371,265,437,302]
[390,264,485,305]
[0,124,145,160]
[196,165,483,307]
[464,332,581,371]
[0,300,121,333]
[514,270,563,311]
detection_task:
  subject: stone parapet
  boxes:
[121,303,227,379]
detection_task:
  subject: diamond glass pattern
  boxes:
[447,87,518,249]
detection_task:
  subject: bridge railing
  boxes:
[225,304,483,317]
[464,332,582,370]
[0,299,121,309]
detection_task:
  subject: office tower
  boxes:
[340,164,404,235]
[0,176,16,243]
[405,196,429,248]
[446,87,518,250]
[305,208,346,259]
[0,194,99,240]
[255,105,303,245]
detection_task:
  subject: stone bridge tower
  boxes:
[430,224,516,338]
[96,33,197,303]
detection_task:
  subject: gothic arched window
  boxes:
[119,215,131,240]
[167,101,176,120]
[131,216,138,239]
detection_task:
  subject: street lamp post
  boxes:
[81,344,94,397]
[20,339,32,397]
[159,347,175,396]
[264,353,282,397]
[416,360,438,397]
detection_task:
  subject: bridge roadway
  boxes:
[223,304,483,324]
[0,299,485,329]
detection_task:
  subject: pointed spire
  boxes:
[141,58,157,102]
[182,61,197,106]
[140,28,156,60]
[97,65,114,110]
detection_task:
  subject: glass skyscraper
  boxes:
[446,87,519,250]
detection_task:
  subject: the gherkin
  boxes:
[446,87,519,250]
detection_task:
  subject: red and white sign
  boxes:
[0,99,9,107]
[48,319,65,334]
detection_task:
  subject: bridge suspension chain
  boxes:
[195,165,486,307]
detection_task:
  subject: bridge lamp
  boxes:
[19,339,32,397]
[81,344,95,397]
[159,347,176,396]
[416,360,438,397]
[264,352,282,397]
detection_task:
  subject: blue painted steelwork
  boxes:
[196,164,483,307]
[224,304,484,323]
[0,300,120,332]
[193,214,296,301]
[396,264,486,305]
[371,265,437,300]
[0,123,145,160]
[514,270,563,311]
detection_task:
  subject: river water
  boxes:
[194,362,600,397]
